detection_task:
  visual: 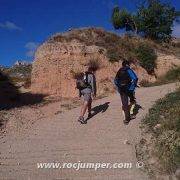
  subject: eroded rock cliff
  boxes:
[31,28,180,97]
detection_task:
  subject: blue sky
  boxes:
[0,0,180,66]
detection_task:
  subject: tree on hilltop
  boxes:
[111,0,180,42]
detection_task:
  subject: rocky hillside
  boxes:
[3,64,32,79]
[1,64,32,89]
[31,28,180,98]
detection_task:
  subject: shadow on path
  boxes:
[87,102,110,121]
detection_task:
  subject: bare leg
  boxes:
[80,101,88,118]
[88,98,92,115]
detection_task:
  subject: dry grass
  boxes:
[87,59,101,71]
[70,70,84,80]
[49,28,180,56]
[48,28,180,74]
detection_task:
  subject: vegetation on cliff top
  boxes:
[135,43,157,74]
[48,28,180,74]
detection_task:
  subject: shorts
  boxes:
[81,88,92,102]
[82,92,92,102]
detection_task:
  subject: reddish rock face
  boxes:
[155,53,180,77]
[31,41,116,97]
[31,28,179,98]
[31,42,153,98]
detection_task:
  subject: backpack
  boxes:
[114,67,131,92]
[76,72,91,91]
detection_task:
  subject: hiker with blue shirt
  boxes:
[114,60,138,125]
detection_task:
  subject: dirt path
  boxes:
[0,83,178,180]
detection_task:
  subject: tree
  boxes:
[112,6,138,33]
[111,0,180,42]
[136,0,178,41]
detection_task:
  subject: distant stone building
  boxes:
[14,60,31,66]
[0,65,5,71]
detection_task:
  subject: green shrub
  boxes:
[165,67,180,82]
[107,48,121,62]
[140,67,180,87]
[135,43,157,74]
[142,89,180,173]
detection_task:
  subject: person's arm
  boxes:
[89,74,96,97]
[114,70,121,92]
[88,74,96,96]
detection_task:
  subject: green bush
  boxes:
[140,67,180,87]
[142,89,180,173]
[107,48,121,62]
[165,67,180,82]
[135,43,157,74]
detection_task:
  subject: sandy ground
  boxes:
[0,83,178,180]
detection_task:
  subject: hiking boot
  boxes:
[78,116,87,124]
[123,119,130,125]
[130,115,136,120]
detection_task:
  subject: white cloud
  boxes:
[25,42,39,57]
[0,21,22,31]
[173,23,180,38]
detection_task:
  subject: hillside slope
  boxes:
[31,28,180,97]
